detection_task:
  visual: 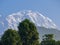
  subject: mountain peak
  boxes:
[6,10,57,30]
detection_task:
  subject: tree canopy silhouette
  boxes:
[1,29,22,45]
[18,19,39,45]
[41,34,55,45]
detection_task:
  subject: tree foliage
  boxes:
[0,40,2,45]
[41,34,55,45]
[0,19,60,45]
[56,41,60,45]
[1,29,22,45]
[18,19,39,45]
[43,34,54,41]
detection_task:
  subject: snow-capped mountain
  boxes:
[6,10,57,30]
[0,10,60,41]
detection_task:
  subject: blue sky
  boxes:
[0,0,60,28]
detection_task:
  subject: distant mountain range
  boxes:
[0,10,60,41]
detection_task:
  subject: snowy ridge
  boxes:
[6,10,57,30]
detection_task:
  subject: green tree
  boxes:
[1,29,22,45]
[0,40,2,45]
[41,34,55,45]
[56,41,60,45]
[43,34,54,41]
[18,19,39,45]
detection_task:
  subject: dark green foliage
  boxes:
[1,19,60,45]
[1,29,22,45]
[56,41,60,45]
[43,34,54,41]
[18,19,39,45]
[0,40,3,45]
[41,39,55,45]
[41,34,56,45]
